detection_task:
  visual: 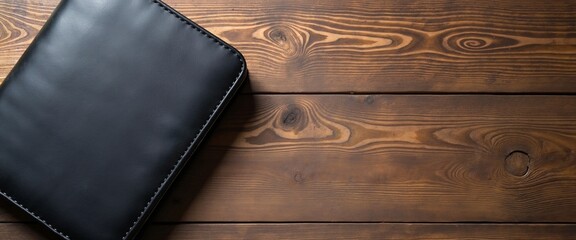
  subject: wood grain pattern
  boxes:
[140,223,576,240]
[2,0,576,92]
[1,95,575,223]
[0,223,574,240]
[149,95,576,222]
[1,1,576,239]
[0,1,54,79]
[0,224,55,240]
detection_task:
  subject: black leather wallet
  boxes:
[0,0,247,239]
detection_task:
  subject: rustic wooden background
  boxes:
[1,0,576,239]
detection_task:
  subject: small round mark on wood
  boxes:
[364,95,374,105]
[504,151,530,177]
[293,171,305,184]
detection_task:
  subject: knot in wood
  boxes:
[270,28,287,42]
[446,32,520,53]
[279,104,307,132]
[364,95,374,105]
[266,25,301,57]
[504,151,530,177]
[293,171,305,184]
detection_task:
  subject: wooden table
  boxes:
[1,0,576,239]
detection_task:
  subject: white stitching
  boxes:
[121,1,246,239]
[0,0,245,239]
[0,190,69,239]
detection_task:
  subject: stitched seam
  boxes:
[0,190,69,239]
[121,1,245,239]
[0,1,244,239]
[0,1,77,238]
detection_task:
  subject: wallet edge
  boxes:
[121,1,248,239]
[0,0,248,239]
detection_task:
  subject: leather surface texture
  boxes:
[0,0,247,239]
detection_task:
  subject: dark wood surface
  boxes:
[1,0,576,239]
[1,223,575,240]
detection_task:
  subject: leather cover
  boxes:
[0,0,246,239]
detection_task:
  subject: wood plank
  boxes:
[0,223,59,240]
[1,95,576,223]
[140,223,576,240]
[0,223,574,240]
[0,0,55,79]
[153,95,576,222]
[2,0,576,93]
